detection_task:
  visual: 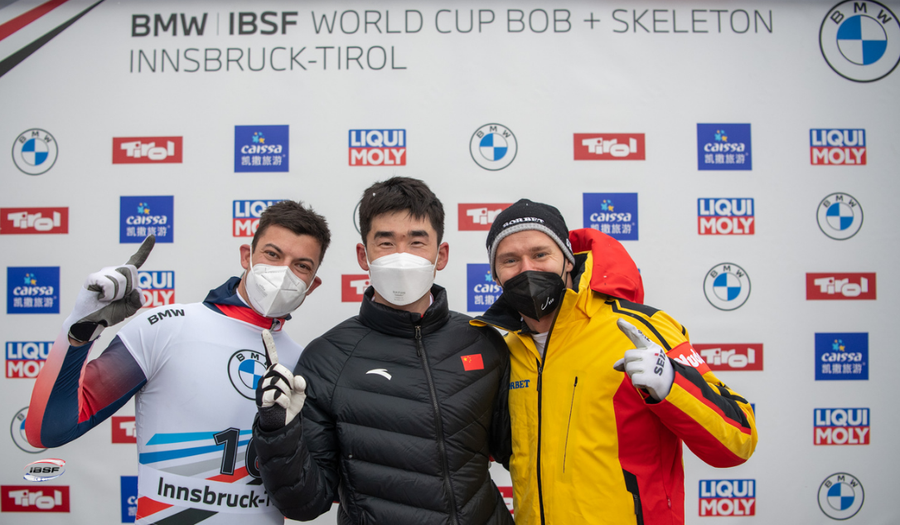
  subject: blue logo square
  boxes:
[697,124,752,170]
[7,267,60,314]
[235,125,289,172]
[121,476,137,523]
[815,332,868,380]
[120,196,174,244]
[467,263,502,312]
[583,193,638,241]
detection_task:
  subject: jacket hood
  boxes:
[202,276,289,330]
[569,228,644,304]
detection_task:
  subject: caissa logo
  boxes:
[820,1,900,82]
[470,124,517,170]
[817,193,863,240]
[818,473,864,520]
[703,263,751,311]
[12,129,58,176]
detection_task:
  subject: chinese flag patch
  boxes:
[461,354,484,371]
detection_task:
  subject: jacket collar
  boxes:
[358,284,451,338]
[202,276,287,331]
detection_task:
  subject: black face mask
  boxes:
[501,270,566,321]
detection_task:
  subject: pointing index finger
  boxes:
[261,329,279,367]
[616,318,650,350]
[127,235,156,269]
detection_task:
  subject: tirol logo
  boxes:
[573,133,645,160]
[233,200,282,237]
[697,124,752,170]
[23,459,65,482]
[112,416,137,444]
[818,193,863,240]
[138,271,175,308]
[694,344,763,371]
[349,129,406,166]
[583,193,638,241]
[342,274,370,302]
[703,263,751,311]
[467,264,502,312]
[820,1,900,82]
[121,476,138,523]
[810,129,866,165]
[815,408,870,445]
[470,124,517,171]
[12,129,58,176]
[113,137,183,164]
[818,473,864,520]
[807,273,876,300]
[1,207,68,234]
[120,196,173,243]
[458,203,512,231]
[816,332,868,380]
[1,485,70,512]
[698,199,754,235]
[6,342,51,379]
[234,125,289,172]
[227,349,267,399]
[498,486,513,514]
[11,407,45,454]
[699,480,756,517]
[8,267,59,314]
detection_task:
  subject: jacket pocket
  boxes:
[622,469,644,525]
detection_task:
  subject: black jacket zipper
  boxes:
[563,376,578,473]
[415,325,460,525]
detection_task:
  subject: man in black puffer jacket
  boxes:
[253,177,513,524]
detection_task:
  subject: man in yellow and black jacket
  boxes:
[473,199,757,525]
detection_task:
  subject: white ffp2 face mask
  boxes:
[245,260,311,318]
[368,251,437,306]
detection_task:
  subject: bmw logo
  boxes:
[227,349,267,400]
[820,1,900,82]
[470,124,518,171]
[10,407,45,454]
[703,263,751,311]
[12,129,58,175]
[818,473,864,520]
[817,192,863,240]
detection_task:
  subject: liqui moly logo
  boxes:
[573,133,645,160]
[1,486,70,512]
[807,273,876,300]
[458,203,512,231]
[348,129,406,166]
[810,129,866,165]
[697,199,754,235]
[699,480,755,516]
[137,271,175,308]
[232,200,282,237]
[814,408,870,445]
[6,342,51,379]
[342,274,370,302]
[1,208,68,234]
[694,344,763,371]
[112,416,137,444]
[113,137,183,164]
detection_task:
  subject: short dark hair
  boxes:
[358,177,445,244]
[252,201,331,263]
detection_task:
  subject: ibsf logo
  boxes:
[138,271,175,308]
[234,125,289,172]
[818,473,865,520]
[348,129,406,166]
[23,459,66,482]
[112,416,137,444]
[121,476,138,523]
[697,124,752,170]
[470,124,517,171]
[817,192,863,240]
[12,129,58,176]
[814,408,870,445]
[11,407,45,454]
[113,137,183,164]
[820,1,900,82]
[233,200,282,237]
[810,129,866,165]
[1,207,68,234]
[342,274,370,302]
[703,263,751,311]
[583,193,638,241]
[697,199,754,235]
[694,344,763,371]
[227,349,267,400]
[807,273,876,300]
[815,332,868,381]
[1,486,70,512]
[120,196,173,243]
[698,479,756,517]
[467,264,502,312]
[6,342,51,379]
[458,203,512,231]
[7,267,59,314]
[573,133,645,160]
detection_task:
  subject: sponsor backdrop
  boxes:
[1,0,898,523]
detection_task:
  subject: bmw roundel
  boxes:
[704,263,751,311]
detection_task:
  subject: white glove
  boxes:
[256,329,307,431]
[613,318,675,401]
[65,235,155,344]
